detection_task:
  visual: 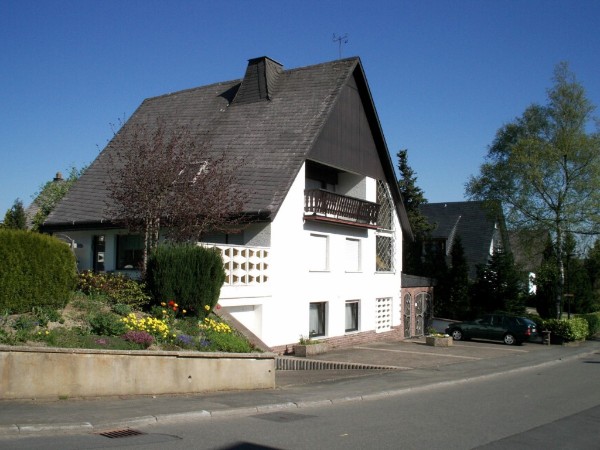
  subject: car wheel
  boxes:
[503,333,517,345]
[451,329,463,341]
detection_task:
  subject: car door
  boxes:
[489,315,506,341]
[471,315,493,339]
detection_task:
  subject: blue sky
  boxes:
[1,0,599,216]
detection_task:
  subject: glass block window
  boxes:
[375,297,392,332]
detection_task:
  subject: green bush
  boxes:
[146,244,225,316]
[581,312,600,338]
[0,230,76,313]
[543,317,589,341]
[77,271,150,308]
[88,312,128,336]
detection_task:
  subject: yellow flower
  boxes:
[182,309,187,314]
[204,305,210,311]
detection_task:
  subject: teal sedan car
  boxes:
[445,314,538,345]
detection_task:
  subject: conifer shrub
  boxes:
[146,244,225,316]
[0,230,76,313]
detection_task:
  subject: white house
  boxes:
[43,56,412,352]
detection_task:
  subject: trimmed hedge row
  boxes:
[543,317,589,341]
[0,230,77,313]
[146,244,225,316]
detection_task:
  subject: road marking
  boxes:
[353,346,482,360]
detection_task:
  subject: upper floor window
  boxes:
[345,238,361,272]
[377,180,394,230]
[309,233,329,271]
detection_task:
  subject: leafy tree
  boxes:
[585,239,600,311]
[3,199,26,230]
[466,63,600,318]
[470,249,525,316]
[106,119,249,272]
[397,149,433,274]
[31,167,85,231]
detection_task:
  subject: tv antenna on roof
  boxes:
[332,33,349,59]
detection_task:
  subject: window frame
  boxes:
[309,233,329,272]
[116,234,144,270]
[345,300,359,333]
[309,302,327,338]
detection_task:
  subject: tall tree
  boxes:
[2,199,26,230]
[106,119,249,271]
[470,249,525,316]
[446,236,471,319]
[31,167,84,231]
[397,149,433,274]
[466,63,600,318]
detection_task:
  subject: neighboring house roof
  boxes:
[420,201,504,278]
[44,56,411,237]
[508,229,547,273]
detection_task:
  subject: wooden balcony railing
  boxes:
[304,189,380,228]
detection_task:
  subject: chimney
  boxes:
[232,56,283,105]
[53,172,63,182]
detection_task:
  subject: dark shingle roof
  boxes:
[44,57,410,236]
[420,201,504,277]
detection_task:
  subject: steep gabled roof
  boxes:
[420,201,504,277]
[44,56,410,236]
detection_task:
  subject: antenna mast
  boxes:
[332,33,349,59]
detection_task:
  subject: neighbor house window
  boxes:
[345,300,359,332]
[309,302,326,337]
[116,235,143,270]
[345,238,361,272]
[309,233,329,271]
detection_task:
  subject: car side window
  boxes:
[481,315,492,325]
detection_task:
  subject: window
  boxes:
[345,238,361,272]
[375,180,395,272]
[116,235,144,270]
[309,302,326,337]
[345,301,359,332]
[376,235,394,272]
[309,233,329,271]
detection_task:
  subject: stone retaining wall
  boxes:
[0,346,275,400]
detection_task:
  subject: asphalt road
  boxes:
[2,347,599,449]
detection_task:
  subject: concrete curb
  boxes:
[1,348,596,437]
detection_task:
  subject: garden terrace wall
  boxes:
[0,346,275,400]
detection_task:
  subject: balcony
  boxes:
[304,189,380,229]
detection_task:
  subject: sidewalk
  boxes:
[1,338,598,437]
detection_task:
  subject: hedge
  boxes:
[543,317,589,342]
[146,244,226,316]
[0,230,77,313]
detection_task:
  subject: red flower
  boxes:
[168,300,175,307]
[216,304,221,310]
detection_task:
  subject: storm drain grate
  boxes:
[98,428,145,439]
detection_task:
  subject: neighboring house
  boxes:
[42,56,412,352]
[419,201,505,279]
